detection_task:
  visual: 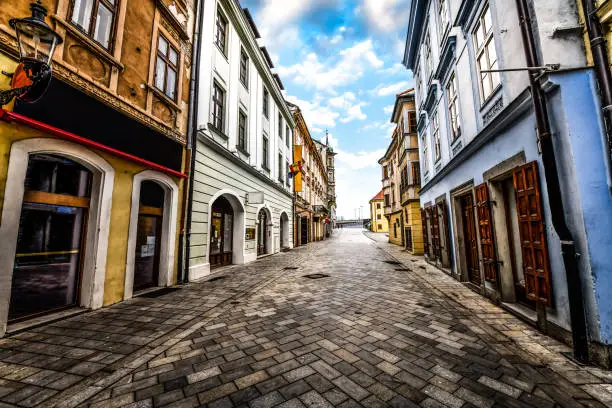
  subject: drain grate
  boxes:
[284,266,299,270]
[383,260,401,265]
[137,287,181,298]
[208,276,226,282]
[303,273,330,279]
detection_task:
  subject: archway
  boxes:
[257,208,269,256]
[280,212,290,249]
[210,196,234,268]
[206,191,245,269]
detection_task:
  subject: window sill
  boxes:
[236,146,250,157]
[51,16,124,72]
[208,123,229,140]
[148,84,181,110]
[479,84,503,112]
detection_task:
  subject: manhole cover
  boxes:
[284,267,299,270]
[208,276,226,282]
[137,287,181,298]
[303,274,330,279]
[384,260,401,265]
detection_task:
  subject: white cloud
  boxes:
[286,94,340,129]
[383,104,394,115]
[328,92,367,123]
[378,62,407,76]
[277,39,383,92]
[372,80,411,96]
[361,0,411,33]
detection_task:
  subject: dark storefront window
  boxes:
[10,154,92,321]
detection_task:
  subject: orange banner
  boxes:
[293,145,303,192]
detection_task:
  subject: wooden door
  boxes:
[210,197,233,268]
[461,194,480,285]
[513,162,551,305]
[421,208,429,257]
[475,183,497,282]
[431,205,441,261]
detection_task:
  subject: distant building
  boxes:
[369,190,389,233]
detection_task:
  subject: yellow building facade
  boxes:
[0,0,195,337]
[369,190,388,233]
[379,89,424,253]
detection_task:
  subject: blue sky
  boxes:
[240,0,414,220]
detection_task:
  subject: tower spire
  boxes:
[325,129,329,147]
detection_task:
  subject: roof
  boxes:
[396,88,414,97]
[391,88,415,123]
[370,190,384,202]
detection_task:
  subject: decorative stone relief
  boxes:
[483,97,504,126]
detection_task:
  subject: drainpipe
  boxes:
[515,0,590,363]
[179,0,205,284]
[580,0,612,195]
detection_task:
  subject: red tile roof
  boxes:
[370,190,384,201]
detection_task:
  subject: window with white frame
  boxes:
[215,9,228,55]
[237,110,248,152]
[432,112,441,162]
[447,73,461,141]
[424,28,433,81]
[474,5,500,101]
[278,113,283,139]
[422,135,429,173]
[240,48,249,88]
[262,134,269,169]
[155,35,179,101]
[212,82,225,132]
[438,0,450,40]
[263,88,269,118]
[285,125,290,148]
[71,0,117,50]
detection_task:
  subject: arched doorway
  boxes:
[257,208,268,256]
[280,212,289,249]
[133,181,165,291]
[9,154,92,321]
[210,196,234,268]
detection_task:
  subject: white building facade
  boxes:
[189,0,294,279]
[404,0,612,364]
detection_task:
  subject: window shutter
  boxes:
[513,162,552,305]
[475,183,497,282]
[431,205,441,261]
[421,208,429,257]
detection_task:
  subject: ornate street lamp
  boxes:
[1,1,62,105]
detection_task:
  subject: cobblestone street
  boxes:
[2,229,612,408]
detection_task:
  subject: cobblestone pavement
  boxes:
[2,229,612,408]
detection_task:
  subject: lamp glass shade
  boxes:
[10,2,62,65]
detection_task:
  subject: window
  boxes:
[240,48,249,88]
[285,125,290,147]
[376,203,381,209]
[447,73,461,141]
[262,134,269,169]
[408,112,417,133]
[438,0,450,40]
[286,160,290,186]
[278,153,284,183]
[238,110,248,152]
[377,214,382,220]
[415,69,423,101]
[212,82,225,132]
[424,29,433,81]
[155,35,179,101]
[474,5,500,101]
[422,135,429,173]
[263,88,269,118]
[411,162,421,186]
[383,166,389,179]
[378,224,382,230]
[278,113,283,138]
[215,9,228,55]
[71,0,117,49]
[384,194,390,207]
[432,112,441,162]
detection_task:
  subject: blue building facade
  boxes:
[403,0,612,365]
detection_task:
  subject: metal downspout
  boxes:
[180,0,205,283]
[515,0,590,363]
[580,0,612,195]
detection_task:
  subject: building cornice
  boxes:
[434,35,457,82]
[403,0,429,69]
[199,131,293,198]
